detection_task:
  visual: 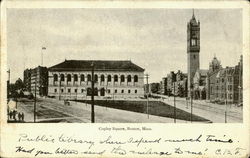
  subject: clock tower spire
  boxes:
[187,10,200,97]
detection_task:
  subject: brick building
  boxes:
[23,66,48,96]
[23,69,31,91]
[166,71,176,96]
[160,77,168,95]
[206,56,243,104]
[172,71,187,97]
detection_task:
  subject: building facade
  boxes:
[23,69,31,91]
[193,69,208,99]
[172,71,187,97]
[48,60,145,100]
[187,12,200,96]
[206,56,243,104]
[166,71,176,96]
[23,66,48,96]
[161,77,168,95]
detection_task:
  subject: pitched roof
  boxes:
[49,60,144,72]
[197,69,208,76]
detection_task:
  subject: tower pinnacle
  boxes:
[192,9,195,19]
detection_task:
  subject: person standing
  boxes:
[13,110,16,121]
[21,112,24,121]
[18,112,21,122]
[9,110,13,119]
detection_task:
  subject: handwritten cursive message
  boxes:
[14,130,246,157]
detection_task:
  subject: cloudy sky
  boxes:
[7,9,242,83]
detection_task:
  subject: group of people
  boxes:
[8,110,25,122]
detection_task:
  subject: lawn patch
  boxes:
[75,100,210,122]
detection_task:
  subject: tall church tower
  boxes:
[187,10,200,96]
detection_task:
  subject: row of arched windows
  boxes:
[53,74,139,83]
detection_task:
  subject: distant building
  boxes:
[161,77,168,95]
[48,60,145,100]
[172,71,187,97]
[206,56,222,100]
[206,56,243,104]
[23,69,31,91]
[167,71,176,96]
[24,66,48,96]
[193,69,208,99]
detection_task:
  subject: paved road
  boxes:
[9,96,242,123]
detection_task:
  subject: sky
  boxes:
[7,9,242,83]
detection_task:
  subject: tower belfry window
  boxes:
[191,39,196,46]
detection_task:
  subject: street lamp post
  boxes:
[34,74,37,123]
[174,82,176,123]
[225,88,227,123]
[190,84,193,123]
[145,73,149,119]
[91,62,95,123]
[41,47,46,66]
[224,74,228,123]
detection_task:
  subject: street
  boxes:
[157,94,242,123]
[7,96,242,123]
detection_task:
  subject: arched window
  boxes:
[134,75,138,82]
[127,75,131,82]
[114,75,118,82]
[94,88,98,96]
[74,74,78,82]
[87,74,91,81]
[101,75,105,82]
[60,74,64,81]
[94,74,98,82]
[67,74,71,82]
[121,75,125,82]
[87,88,92,96]
[54,74,58,82]
[80,74,85,82]
[107,75,111,82]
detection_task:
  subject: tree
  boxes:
[150,83,160,93]
[15,78,25,90]
[8,78,25,98]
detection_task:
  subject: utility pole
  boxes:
[225,76,227,123]
[41,47,46,66]
[59,75,61,100]
[145,73,149,119]
[7,69,10,99]
[190,84,193,123]
[34,73,37,123]
[91,62,95,123]
[7,69,10,120]
[238,56,242,106]
[174,82,176,123]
